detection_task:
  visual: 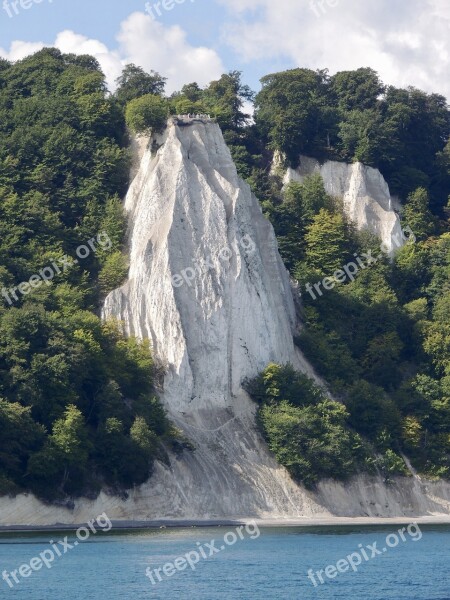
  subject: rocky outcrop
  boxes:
[100,120,324,517]
[103,122,302,413]
[281,155,405,253]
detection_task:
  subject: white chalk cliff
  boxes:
[102,120,322,517]
[106,122,302,410]
[1,121,450,526]
[281,155,404,253]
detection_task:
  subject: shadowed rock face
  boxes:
[283,155,405,253]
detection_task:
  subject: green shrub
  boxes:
[98,251,129,294]
[125,94,168,134]
[247,364,366,487]
[259,399,360,487]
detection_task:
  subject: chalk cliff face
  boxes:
[281,155,404,253]
[102,120,323,517]
[103,122,301,414]
[1,122,450,526]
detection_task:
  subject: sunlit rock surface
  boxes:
[102,120,324,517]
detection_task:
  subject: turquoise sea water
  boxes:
[0,525,449,599]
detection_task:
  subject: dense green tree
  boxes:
[0,49,174,500]
[98,251,129,295]
[362,331,404,389]
[245,362,326,407]
[130,416,157,457]
[344,381,401,441]
[125,94,168,133]
[202,71,254,130]
[304,209,350,273]
[115,64,166,104]
[255,68,334,164]
[381,87,450,204]
[260,400,358,487]
[51,405,88,459]
[402,187,436,240]
[170,96,206,116]
[331,68,385,112]
[0,400,45,484]
[264,175,336,271]
[180,82,202,102]
[337,108,390,165]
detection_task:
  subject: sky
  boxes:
[0,0,449,99]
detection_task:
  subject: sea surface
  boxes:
[0,524,449,599]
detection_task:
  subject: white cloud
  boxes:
[0,12,224,93]
[1,2,447,101]
[217,0,450,99]
[429,0,450,20]
[0,40,45,62]
[54,31,124,90]
[0,33,125,90]
[117,12,224,92]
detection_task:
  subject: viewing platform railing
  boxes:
[171,114,216,125]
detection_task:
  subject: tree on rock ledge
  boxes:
[125,94,168,134]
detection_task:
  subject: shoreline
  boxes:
[1,515,450,532]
